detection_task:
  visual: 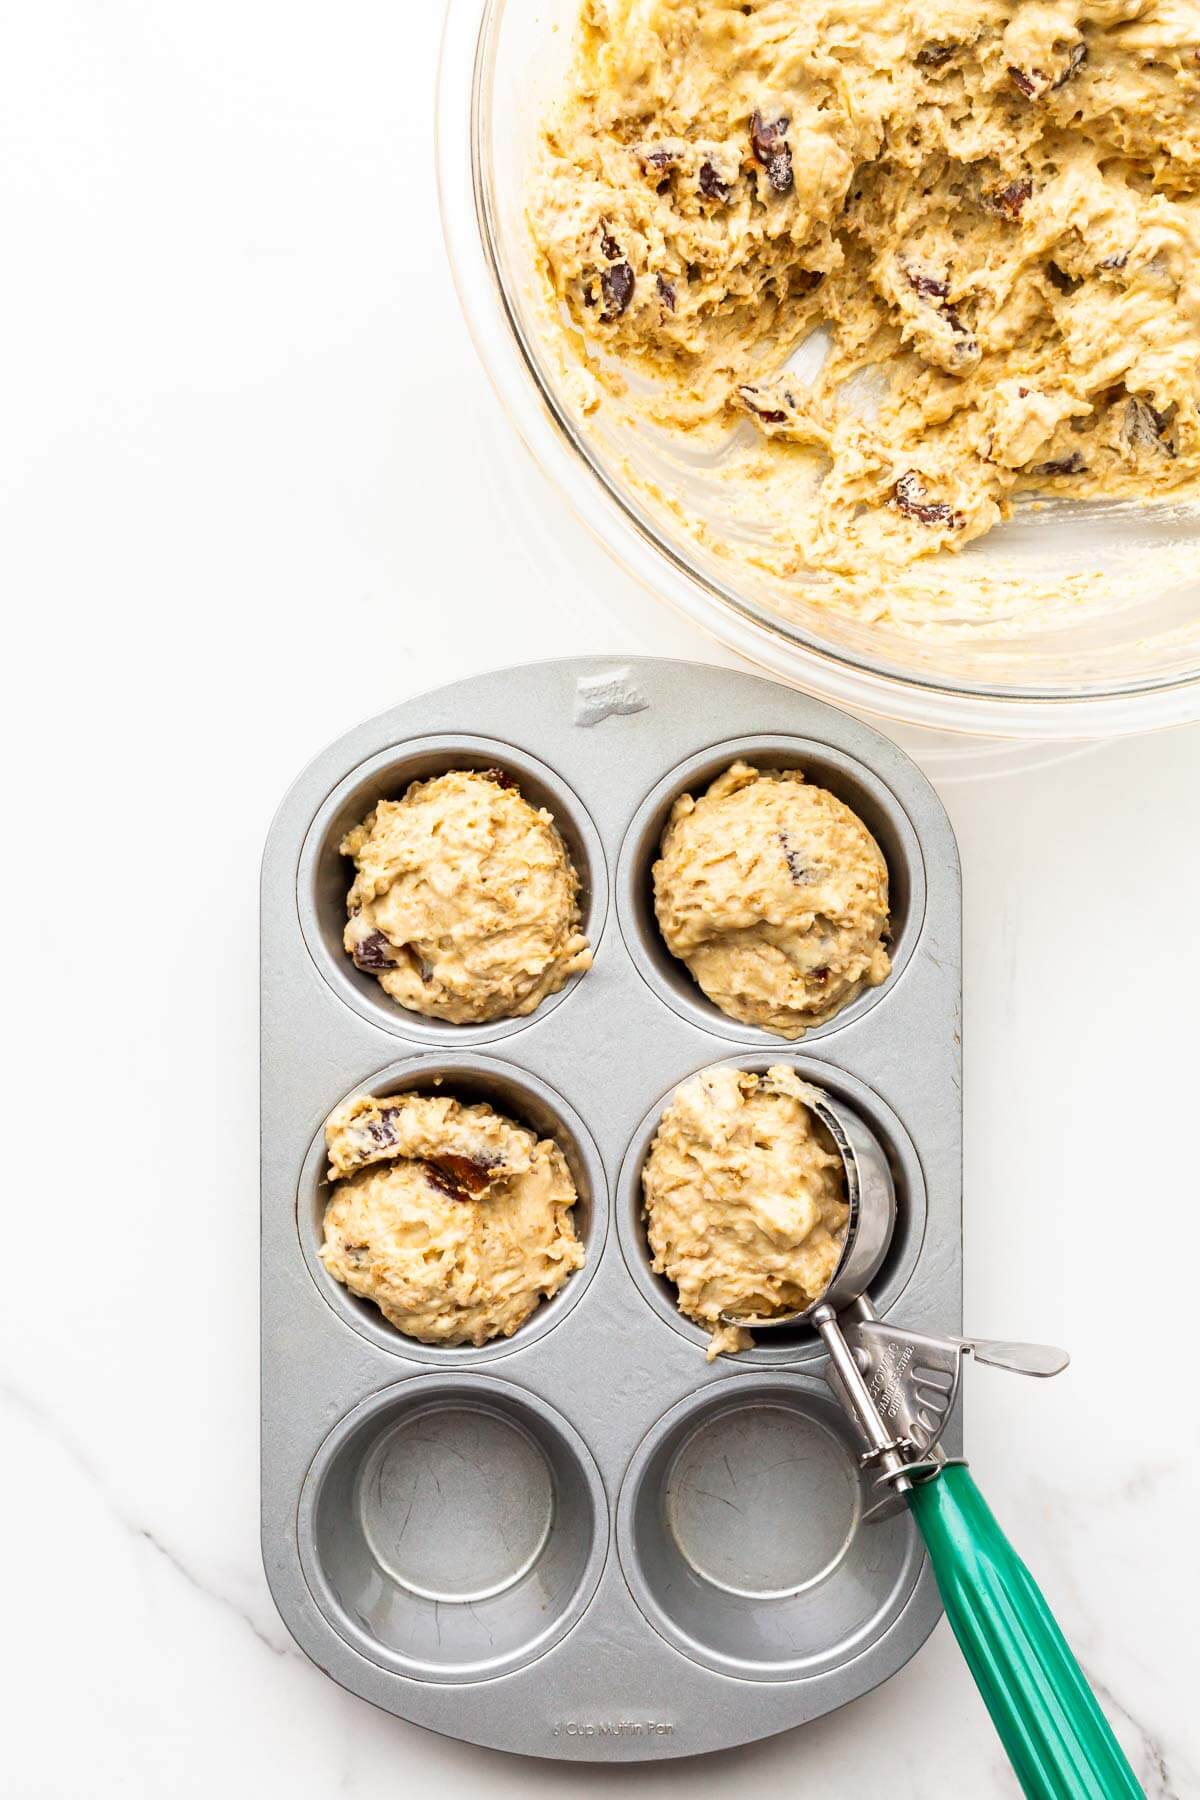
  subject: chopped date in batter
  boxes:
[749,112,794,194]
[893,472,965,530]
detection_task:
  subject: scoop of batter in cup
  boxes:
[321,1089,584,1346]
[342,767,592,1025]
[653,761,890,1036]
[642,1064,848,1358]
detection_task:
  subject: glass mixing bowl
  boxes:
[437,0,1200,736]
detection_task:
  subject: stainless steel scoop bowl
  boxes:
[724,1086,1068,1476]
[722,1085,898,1331]
[722,1086,1144,1800]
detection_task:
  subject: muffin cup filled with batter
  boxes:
[617,1054,928,1364]
[617,736,923,1042]
[342,767,589,1024]
[654,761,890,1036]
[298,736,607,1044]
[642,1063,850,1358]
[299,1057,608,1361]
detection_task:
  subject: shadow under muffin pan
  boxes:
[262,657,962,1761]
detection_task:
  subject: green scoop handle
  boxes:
[907,1465,1144,1800]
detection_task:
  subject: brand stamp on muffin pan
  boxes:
[261,656,962,1761]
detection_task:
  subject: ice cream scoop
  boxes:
[722,1085,1142,1800]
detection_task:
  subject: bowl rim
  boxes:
[435,0,1200,738]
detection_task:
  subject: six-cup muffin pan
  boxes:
[260,656,963,1761]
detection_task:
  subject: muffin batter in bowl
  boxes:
[342,767,591,1024]
[653,761,891,1036]
[642,1064,849,1357]
[527,0,1200,590]
[321,1090,584,1345]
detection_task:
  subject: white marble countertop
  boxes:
[2,4,1198,1795]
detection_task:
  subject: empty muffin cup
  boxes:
[617,1377,924,1680]
[298,734,607,1043]
[300,1375,607,1682]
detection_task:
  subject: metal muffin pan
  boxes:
[261,656,962,1761]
